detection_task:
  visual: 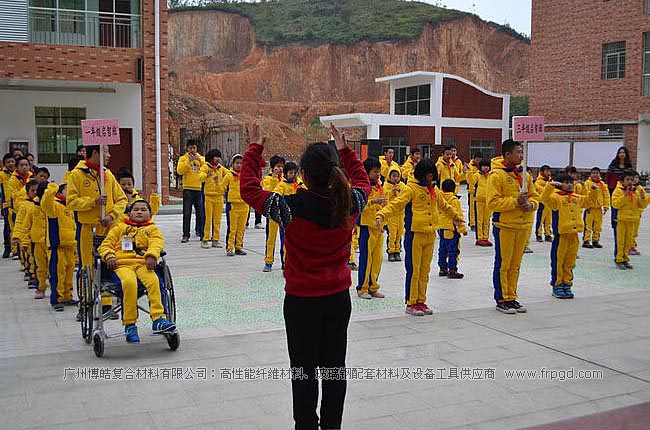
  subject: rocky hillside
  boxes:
[167,4,529,154]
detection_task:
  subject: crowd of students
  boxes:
[0,145,175,344]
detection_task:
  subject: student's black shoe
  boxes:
[545,235,553,242]
[76,309,83,322]
[536,236,543,242]
[509,300,527,313]
[388,253,395,262]
[438,269,448,277]
[623,262,634,269]
[592,241,603,248]
[582,242,593,249]
[181,236,189,243]
[496,302,516,314]
[235,249,247,255]
[394,253,402,262]
[447,270,464,279]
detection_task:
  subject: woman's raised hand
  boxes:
[330,123,347,150]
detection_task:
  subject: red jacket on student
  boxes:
[241,143,371,297]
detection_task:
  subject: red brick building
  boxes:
[321,71,509,164]
[0,0,169,199]
[530,0,650,171]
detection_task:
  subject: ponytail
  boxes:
[329,165,352,229]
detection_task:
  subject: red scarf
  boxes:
[376,181,383,196]
[557,190,578,201]
[84,159,107,183]
[502,161,523,187]
[55,195,66,204]
[626,187,635,202]
[233,171,240,182]
[14,172,31,185]
[124,219,154,227]
[427,185,436,199]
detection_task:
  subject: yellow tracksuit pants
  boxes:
[468,192,475,228]
[32,242,49,293]
[536,203,552,237]
[203,195,224,242]
[476,201,491,241]
[77,223,112,306]
[386,216,404,254]
[226,202,248,252]
[349,226,360,264]
[404,231,435,306]
[493,226,529,302]
[9,209,17,254]
[632,218,640,248]
[264,220,285,265]
[583,208,603,243]
[615,220,635,263]
[550,233,579,287]
[49,246,75,304]
[110,264,166,326]
[357,226,383,295]
[24,244,34,277]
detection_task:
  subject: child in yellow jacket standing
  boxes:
[582,167,610,249]
[612,171,647,269]
[357,158,387,299]
[11,180,39,287]
[223,154,249,256]
[42,182,77,311]
[540,174,600,299]
[98,200,175,343]
[19,183,49,299]
[473,159,493,246]
[1,153,16,259]
[262,155,285,271]
[272,162,305,270]
[200,149,226,249]
[630,173,643,256]
[437,179,468,279]
[384,165,404,262]
[376,159,461,316]
[535,165,553,242]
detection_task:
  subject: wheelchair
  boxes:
[77,237,179,358]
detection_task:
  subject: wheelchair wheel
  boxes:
[165,331,180,351]
[162,265,176,323]
[93,333,104,357]
[77,268,93,343]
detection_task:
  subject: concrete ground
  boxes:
[2,192,650,429]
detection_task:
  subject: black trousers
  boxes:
[2,210,10,252]
[182,189,204,238]
[284,289,351,430]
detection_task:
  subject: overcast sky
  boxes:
[420,0,532,36]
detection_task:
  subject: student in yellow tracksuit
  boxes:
[376,159,461,316]
[98,200,175,343]
[271,162,305,271]
[379,147,397,182]
[611,171,647,269]
[540,174,600,299]
[436,146,464,194]
[582,167,610,249]
[18,183,49,299]
[437,179,468,279]
[384,164,404,261]
[356,158,387,299]
[473,160,493,246]
[465,152,482,230]
[400,148,420,183]
[534,165,553,242]
[566,166,585,195]
[223,154,249,256]
[11,180,39,286]
[7,157,33,264]
[200,149,226,249]
[630,173,643,256]
[67,145,127,316]
[487,140,539,314]
[42,182,77,311]
[262,155,285,271]
[1,153,16,259]
[116,169,161,219]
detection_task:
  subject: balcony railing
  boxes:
[29,7,141,48]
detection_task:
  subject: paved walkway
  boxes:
[2,194,650,429]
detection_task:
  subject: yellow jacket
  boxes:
[7,171,32,210]
[0,167,12,210]
[222,169,245,204]
[62,170,71,185]
[487,156,539,230]
[379,155,399,180]
[66,160,128,227]
[611,183,647,222]
[439,191,468,234]
[16,200,47,245]
[400,158,416,181]
[452,156,465,179]
[262,172,282,192]
[377,181,459,234]
[274,178,306,196]
[534,173,552,195]
[385,164,404,203]
[473,171,491,202]
[435,157,463,191]
[176,153,205,191]
[583,178,610,209]
[98,220,164,267]
[540,182,599,235]
[360,180,386,228]
[200,163,227,197]
[41,182,76,248]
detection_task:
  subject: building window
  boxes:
[646,0,650,14]
[643,32,650,96]
[381,137,409,164]
[394,85,431,116]
[602,41,626,80]
[470,140,496,161]
[35,107,86,164]
[443,137,457,147]
[599,124,624,138]
[29,0,141,48]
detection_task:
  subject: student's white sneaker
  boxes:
[357,292,372,300]
[201,241,210,249]
[212,240,222,248]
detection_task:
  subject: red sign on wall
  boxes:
[513,116,545,142]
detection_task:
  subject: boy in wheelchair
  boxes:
[97,199,175,343]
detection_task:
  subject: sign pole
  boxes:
[99,146,105,218]
[521,140,528,193]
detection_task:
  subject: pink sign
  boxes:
[81,118,121,146]
[513,116,545,142]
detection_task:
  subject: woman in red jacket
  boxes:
[241,123,370,430]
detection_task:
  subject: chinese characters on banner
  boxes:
[513,116,545,142]
[81,118,121,146]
